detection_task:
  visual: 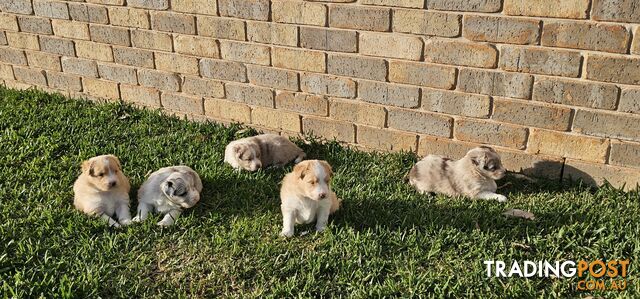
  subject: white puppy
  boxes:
[133,166,203,226]
[280,160,341,237]
[73,155,132,227]
[408,146,508,202]
[224,134,305,172]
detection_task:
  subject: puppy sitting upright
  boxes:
[224,134,305,172]
[280,160,341,237]
[134,166,203,226]
[73,155,132,227]
[408,146,508,202]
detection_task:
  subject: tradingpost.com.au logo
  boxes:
[484,260,630,291]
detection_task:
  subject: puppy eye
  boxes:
[484,166,495,171]
[97,173,104,177]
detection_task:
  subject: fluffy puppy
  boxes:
[408,146,508,202]
[224,134,305,172]
[73,155,132,227]
[280,160,341,237]
[133,166,203,226]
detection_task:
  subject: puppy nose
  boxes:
[167,181,173,187]
[108,181,116,187]
[319,192,326,199]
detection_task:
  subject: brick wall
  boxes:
[0,0,639,189]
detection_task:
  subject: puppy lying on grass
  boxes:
[280,160,341,237]
[224,134,305,172]
[134,166,202,226]
[73,155,132,227]
[408,146,508,202]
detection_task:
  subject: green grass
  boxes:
[0,87,638,298]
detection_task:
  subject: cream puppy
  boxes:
[133,166,203,226]
[224,134,305,172]
[280,160,341,237]
[408,146,508,202]
[73,155,132,227]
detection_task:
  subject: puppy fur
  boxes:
[408,146,508,202]
[224,134,305,172]
[134,166,203,226]
[73,155,131,227]
[280,160,341,237]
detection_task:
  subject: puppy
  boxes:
[73,155,132,227]
[280,160,341,237]
[408,146,508,202]
[224,134,305,172]
[133,166,202,226]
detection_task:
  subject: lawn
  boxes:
[0,87,638,298]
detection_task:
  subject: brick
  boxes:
[204,98,251,123]
[272,47,325,72]
[272,0,326,26]
[0,32,5,45]
[14,67,47,86]
[463,15,540,45]
[61,57,98,78]
[108,7,149,29]
[200,59,247,82]
[26,51,61,71]
[197,16,245,41]
[633,28,640,55]
[76,41,113,62]
[458,68,533,99]
[52,19,89,40]
[300,27,357,53]
[86,0,124,5]
[388,108,452,137]
[532,78,618,110]
[6,32,39,50]
[392,9,460,37]
[427,0,501,12]
[357,126,417,152]
[113,47,153,68]
[161,93,203,115]
[46,71,81,91]
[275,91,327,116]
[422,89,490,118]
[492,97,571,130]
[300,73,355,98]
[33,0,68,19]
[17,16,53,34]
[0,13,18,31]
[128,0,169,9]
[542,21,629,54]
[220,41,270,65]
[98,63,137,84]
[39,36,75,56]
[120,84,160,107]
[527,128,609,162]
[359,80,419,108]
[327,54,387,81]
[247,65,298,91]
[0,0,33,14]
[303,117,354,142]
[586,55,640,85]
[359,32,422,60]
[564,159,640,191]
[500,46,582,77]
[68,3,108,24]
[182,76,224,98]
[3,80,32,90]
[247,21,297,47]
[329,98,385,127]
[619,88,640,114]
[424,39,497,68]
[174,35,219,58]
[226,83,273,107]
[361,0,422,8]
[388,61,456,90]
[610,140,640,168]
[131,30,172,51]
[90,25,130,46]
[253,107,300,132]
[454,118,528,149]
[592,0,640,23]
[329,5,389,31]
[172,0,217,15]
[0,47,27,65]
[573,110,640,141]
[138,69,180,91]
[151,12,195,34]
[0,64,13,80]
[504,0,590,19]
[155,52,199,75]
[83,78,119,99]
[219,0,269,21]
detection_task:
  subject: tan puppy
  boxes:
[408,146,508,202]
[134,166,203,226]
[280,160,340,237]
[224,134,305,172]
[73,155,132,227]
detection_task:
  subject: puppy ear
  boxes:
[81,159,93,174]
[469,152,485,166]
[107,155,122,170]
[319,161,333,178]
[293,162,310,180]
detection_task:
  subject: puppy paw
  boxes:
[119,219,132,226]
[280,230,294,238]
[315,226,326,233]
[110,222,121,228]
[157,220,173,227]
[495,194,508,203]
[131,216,142,222]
